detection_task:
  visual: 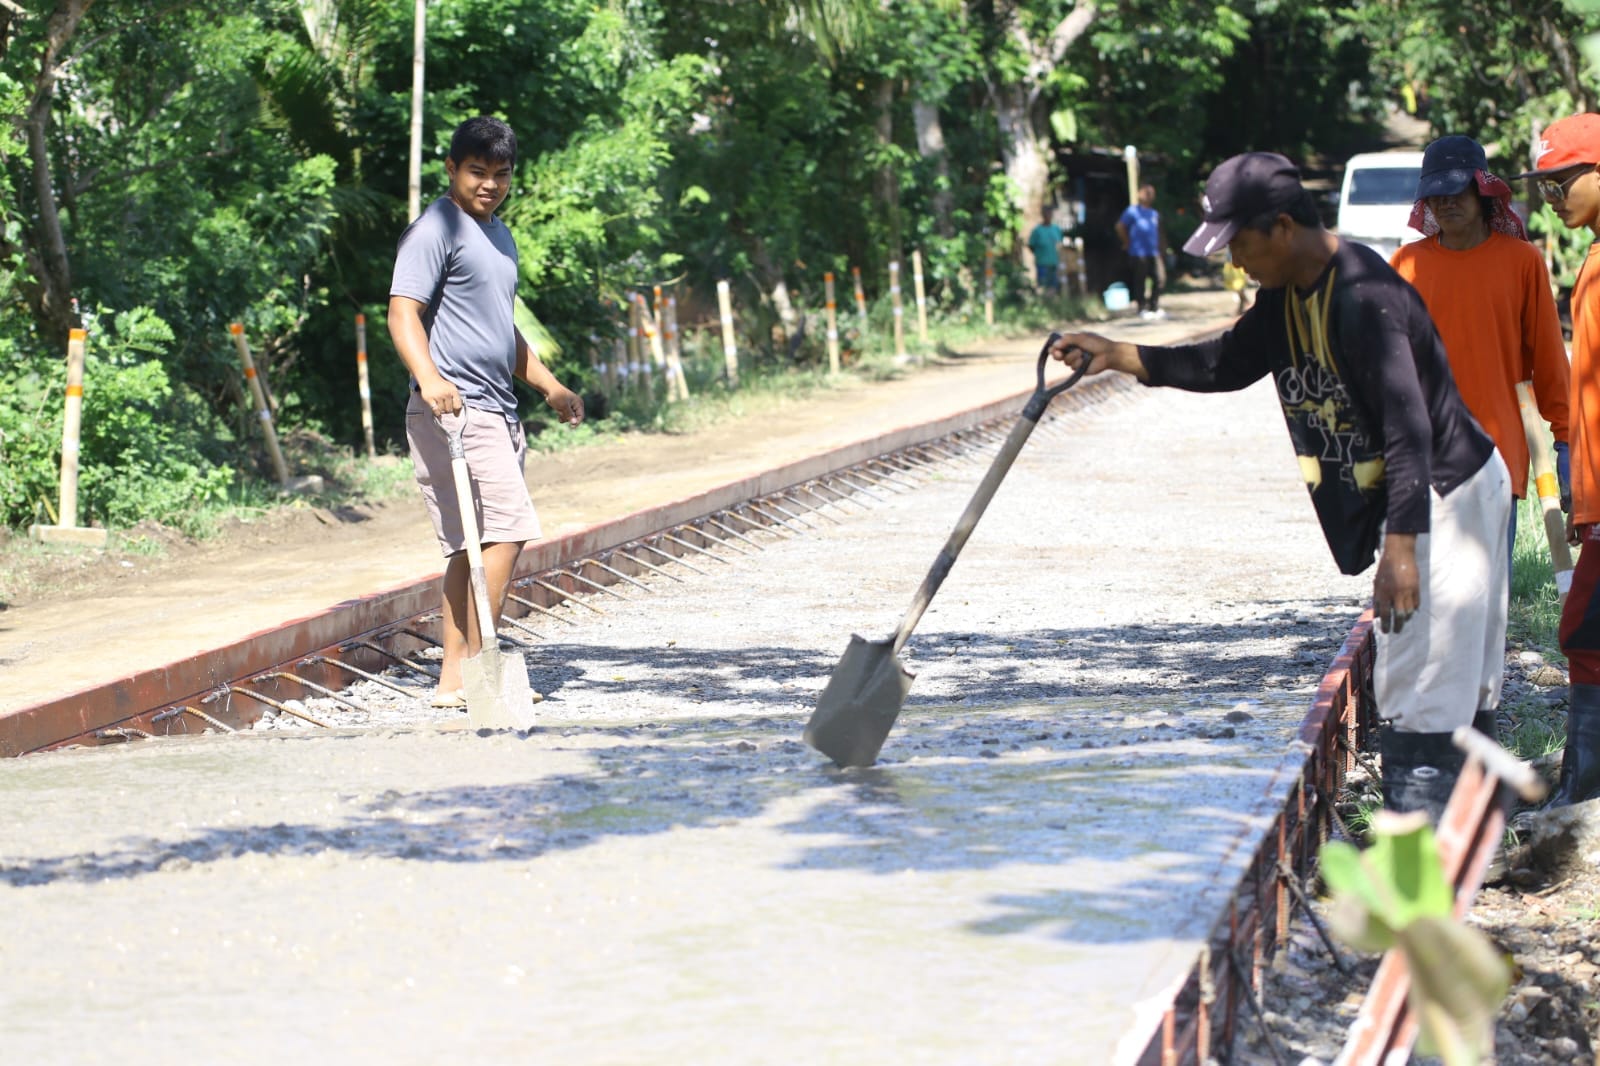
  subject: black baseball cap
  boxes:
[1416,135,1485,200]
[1182,152,1305,257]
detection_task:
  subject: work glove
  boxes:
[1555,440,1572,514]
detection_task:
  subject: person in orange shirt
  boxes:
[1390,135,1572,743]
[1513,113,1600,806]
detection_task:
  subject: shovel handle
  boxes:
[889,333,1086,653]
[444,417,500,649]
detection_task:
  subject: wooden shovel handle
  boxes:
[445,418,499,645]
[890,334,1086,654]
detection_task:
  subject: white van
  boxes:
[1336,151,1425,260]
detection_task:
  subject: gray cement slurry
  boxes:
[0,378,1370,1063]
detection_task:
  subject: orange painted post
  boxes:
[912,249,929,345]
[823,271,841,374]
[28,328,107,546]
[717,279,739,388]
[851,265,868,335]
[230,323,290,485]
[889,260,906,361]
[355,313,376,459]
[984,249,995,327]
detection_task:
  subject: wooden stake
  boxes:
[912,249,929,344]
[355,313,376,459]
[984,249,995,327]
[717,279,739,388]
[1123,144,1139,207]
[824,271,841,374]
[1072,236,1088,297]
[851,265,868,334]
[889,260,906,361]
[231,323,290,485]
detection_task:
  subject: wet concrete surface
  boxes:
[0,373,1371,1063]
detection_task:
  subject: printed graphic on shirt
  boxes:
[1278,268,1386,494]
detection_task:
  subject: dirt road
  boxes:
[0,292,1243,715]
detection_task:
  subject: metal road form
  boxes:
[1,303,1506,1062]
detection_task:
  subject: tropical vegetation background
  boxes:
[3,0,1599,533]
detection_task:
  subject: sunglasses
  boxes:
[1537,166,1596,201]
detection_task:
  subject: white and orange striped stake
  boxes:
[717,279,739,388]
[56,328,88,528]
[663,292,689,400]
[889,260,906,361]
[984,249,995,327]
[355,313,376,459]
[29,327,107,546]
[230,322,290,485]
[911,249,929,344]
[1518,381,1574,598]
[823,271,841,374]
[851,265,868,334]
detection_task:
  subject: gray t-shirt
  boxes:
[390,196,521,421]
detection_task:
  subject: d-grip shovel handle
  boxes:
[888,332,1088,654]
[443,418,500,649]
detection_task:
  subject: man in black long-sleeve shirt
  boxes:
[1050,152,1512,822]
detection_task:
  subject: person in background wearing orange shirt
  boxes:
[1511,113,1600,806]
[1389,134,1571,744]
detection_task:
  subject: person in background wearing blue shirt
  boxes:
[1118,184,1165,319]
[1026,206,1065,294]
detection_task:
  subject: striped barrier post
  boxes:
[889,260,906,361]
[824,271,841,374]
[663,291,689,401]
[355,313,376,459]
[230,323,290,485]
[717,279,739,388]
[851,265,868,335]
[28,327,108,546]
[912,249,929,345]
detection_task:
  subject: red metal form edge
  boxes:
[1136,611,1379,1065]
[0,372,1132,757]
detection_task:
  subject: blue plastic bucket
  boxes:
[1102,282,1130,312]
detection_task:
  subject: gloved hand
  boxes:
[1555,440,1572,513]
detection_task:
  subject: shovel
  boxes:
[803,333,1088,767]
[444,417,541,731]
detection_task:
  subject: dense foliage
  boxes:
[2,0,1597,530]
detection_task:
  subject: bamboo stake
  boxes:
[851,265,868,334]
[1072,236,1088,297]
[889,260,906,361]
[824,271,840,374]
[230,323,290,484]
[355,313,376,459]
[58,327,86,528]
[658,287,689,401]
[717,279,739,388]
[912,249,929,344]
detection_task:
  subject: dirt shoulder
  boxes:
[0,291,1241,714]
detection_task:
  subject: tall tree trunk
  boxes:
[989,0,1098,273]
[872,77,902,270]
[20,0,95,349]
[912,98,954,238]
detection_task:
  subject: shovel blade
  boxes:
[461,645,540,730]
[803,634,915,768]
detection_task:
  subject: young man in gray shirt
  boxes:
[388,115,585,707]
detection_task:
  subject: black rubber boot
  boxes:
[1550,684,1600,807]
[1380,729,1465,824]
[1471,709,1499,744]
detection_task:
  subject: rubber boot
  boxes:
[1549,684,1600,807]
[1471,709,1499,745]
[1379,729,1465,825]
